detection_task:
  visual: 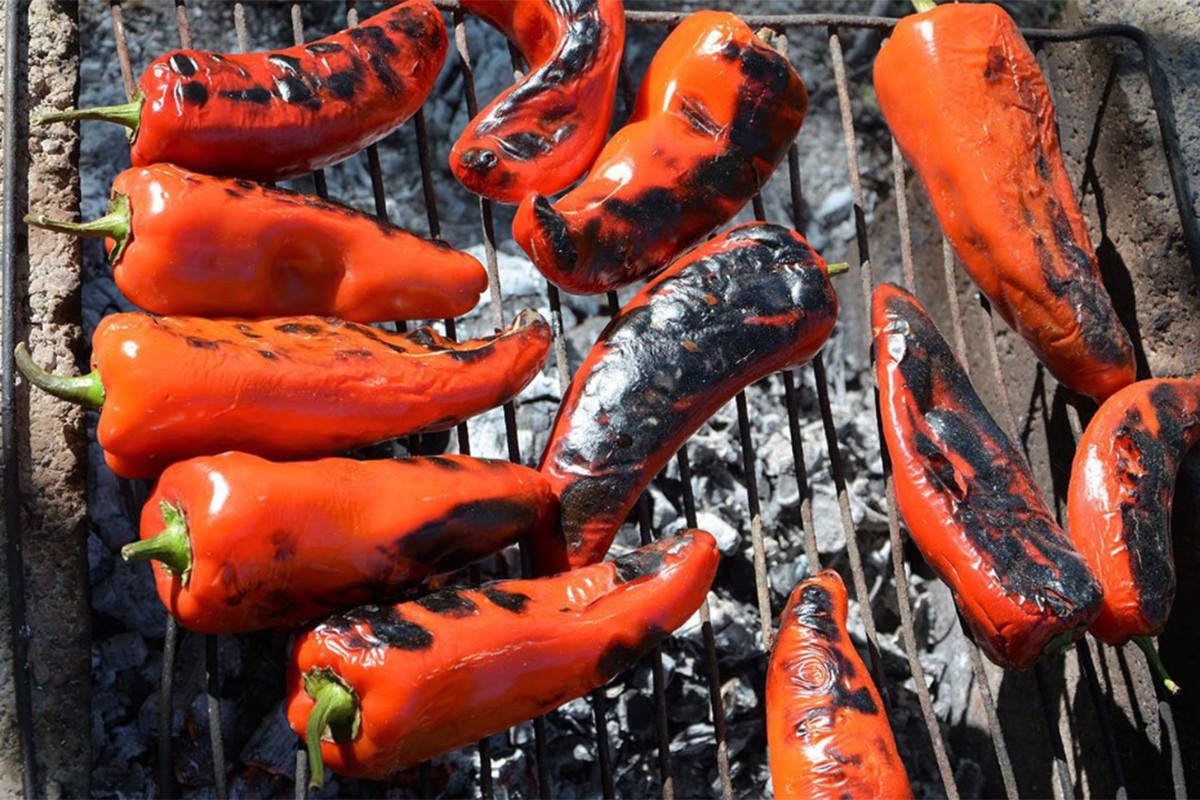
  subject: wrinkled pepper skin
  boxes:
[88,310,550,478]
[450,0,625,203]
[874,283,1101,670]
[1067,378,1200,645]
[57,1,444,182]
[287,530,718,780]
[65,164,487,322]
[135,453,557,634]
[768,571,912,800]
[512,11,806,294]
[874,2,1135,402]
[533,224,838,574]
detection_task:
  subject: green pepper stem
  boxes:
[304,668,361,789]
[911,0,937,12]
[121,502,192,580]
[14,343,105,409]
[35,94,142,133]
[1135,636,1181,695]
[826,261,851,276]
[25,193,132,264]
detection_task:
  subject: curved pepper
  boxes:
[532,223,839,574]
[768,570,912,800]
[874,283,1101,670]
[124,453,557,634]
[26,164,487,322]
[39,0,445,182]
[286,530,718,785]
[1067,378,1200,692]
[512,11,806,294]
[873,0,1135,402]
[15,310,551,479]
[450,0,625,203]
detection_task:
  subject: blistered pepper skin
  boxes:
[768,571,912,800]
[874,3,1134,402]
[512,11,806,294]
[533,224,838,574]
[91,310,550,478]
[1067,378,1200,644]
[286,530,719,779]
[127,1,443,181]
[874,283,1101,670]
[450,0,625,203]
[137,453,557,634]
[98,164,486,321]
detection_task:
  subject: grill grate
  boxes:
[2,1,1198,797]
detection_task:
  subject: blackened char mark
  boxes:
[180,82,208,106]
[327,67,364,101]
[268,54,301,74]
[169,53,197,76]
[533,195,578,273]
[185,336,218,350]
[483,587,530,614]
[421,455,467,471]
[274,75,317,107]
[349,25,399,56]
[497,132,552,161]
[612,545,667,584]
[306,42,344,55]
[794,583,840,642]
[367,52,402,94]
[415,591,479,618]
[729,43,797,161]
[220,87,272,104]
[275,322,325,336]
[984,44,1008,82]
[395,498,539,571]
[322,604,433,650]
[598,626,667,682]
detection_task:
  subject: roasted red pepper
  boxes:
[1067,377,1200,692]
[39,0,445,182]
[26,164,487,322]
[15,310,550,479]
[768,570,912,800]
[512,11,806,294]
[123,453,557,634]
[532,224,839,574]
[874,0,1135,402]
[874,282,1101,670]
[450,0,625,203]
[287,530,718,786]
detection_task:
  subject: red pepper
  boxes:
[25,164,487,322]
[123,452,557,634]
[512,11,806,294]
[768,570,912,800]
[287,530,719,786]
[1067,377,1200,692]
[873,0,1135,402]
[39,0,446,182]
[533,223,840,574]
[15,310,550,479]
[874,283,1101,670]
[450,0,625,203]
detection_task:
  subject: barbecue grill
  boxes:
[2,1,1198,797]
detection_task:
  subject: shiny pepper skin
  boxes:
[874,283,1101,670]
[64,164,487,322]
[768,571,912,800]
[1067,378,1200,645]
[533,224,838,574]
[133,453,558,634]
[450,0,625,203]
[874,2,1135,402]
[287,530,718,781]
[87,310,550,478]
[512,11,806,294]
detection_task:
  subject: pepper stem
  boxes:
[911,0,937,12]
[304,668,360,789]
[827,261,850,276]
[35,93,143,136]
[1134,636,1181,695]
[121,501,193,581]
[14,343,105,409]
[25,193,132,264]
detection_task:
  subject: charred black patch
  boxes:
[333,349,374,360]
[224,188,243,198]
[185,337,218,350]
[268,54,302,74]
[597,630,662,682]
[258,350,277,360]
[275,322,325,335]
[836,684,878,714]
[334,605,434,650]
[795,584,840,641]
[234,323,260,337]
[613,545,667,583]
[483,587,530,614]
[275,75,316,106]
[180,81,208,106]
[415,591,478,617]
[679,95,721,138]
[397,499,538,571]
[405,328,446,351]
[234,179,256,190]
[459,148,499,173]
[169,53,197,76]
[606,187,681,229]
[367,51,402,93]
[688,152,756,198]
[984,45,1008,82]
[220,87,272,104]
[422,455,466,471]
[497,132,552,161]
[350,25,398,55]
[306,41,344,55]
[533,195,578,272]
[327,69,362,100]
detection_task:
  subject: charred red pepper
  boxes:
[15,310,551,479]
[26,164,487,322]
[874,282,1101,670]
[532,224,840,574]
[1067,377,1200,692]
[874,0,1135,402]
[450,0,625,203]
[768,570,912,800]
[123,452,557,634]
[512,11,806,294]
[39,0,445,182]
[287,530,718,786]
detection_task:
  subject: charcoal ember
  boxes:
[240,706,299,778]
[91,559,166,638]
